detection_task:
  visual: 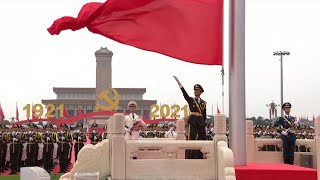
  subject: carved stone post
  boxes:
[246,120,254,162]
[176,119,186,159]
[109,113,125,180]
[214,114,227,142]
[315,115,320,180]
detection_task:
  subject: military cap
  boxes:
[28,123,36,128]
[12,124,19,128]
[77,123,83,128]
[60,123,67,128]
[92,123,98,128]
[282,102,291,109]
[128,101,137,107]
[194,84,204,93]
[45,124,53,129]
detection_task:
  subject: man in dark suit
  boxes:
[274,102,300,165]
[174,76,207,159]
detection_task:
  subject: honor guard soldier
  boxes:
[165,122,177,138]
[89,123,101,145]
[26,123,38,166]
[57,123,72,173]
[125,101,147,140]
[102,125,108,140]
[0,125,8,173]
[274,102,301,165]
[42,124,55,173]
[8,124,21,174]
[73,123,86,162]
[17,125,25,170]
[174,76,207,159]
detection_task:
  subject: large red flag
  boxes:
[312,115,316,123]
[48,0,223,65]
[0,104,5,121]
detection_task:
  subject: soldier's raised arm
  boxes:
[173,76,192,102]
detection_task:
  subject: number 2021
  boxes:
[150,104,188,119]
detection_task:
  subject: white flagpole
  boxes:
[229,0,246,165]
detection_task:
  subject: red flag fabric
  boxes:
[32,109,38,120]
[47,0,223,65]
[312,115,316,123]
[64,106,70,118]
[16,105,19,122]
[77,105,83,115]
[0,104,5,121]
[217,103,220,114]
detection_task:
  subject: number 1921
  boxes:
[23,104,64,119]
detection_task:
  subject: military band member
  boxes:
[57,123,72,173]
[165,122,177,138]
[26,123,38,166]
[125,101,147,140]
[274,102,300,165]
[102,125,108,140]
[8,124,21,174]
[0,125,7,173]
[174,76,207,159]
[42,124,55,173]
[73,124,86,162]
[89,123,101,145]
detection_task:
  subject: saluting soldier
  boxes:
[8,124,21,174]
[274,102,300,165]
[26,123,38,166]
[174,76,207,159]
[57,123,72,173]
[89,123,101,145]
[73,124,86,162]
[42,124,55,173]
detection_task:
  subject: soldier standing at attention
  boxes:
[274,102,300,165]
[174,76,207,159]
[73,124,86,162]
[89,123,101,145]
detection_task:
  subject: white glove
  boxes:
[29,137,33,141]
[77,130,80,133]
[125,128,131,133]
[13,138,17,142]
[78,136,82,140]
[281,131,288,136]
[173,76,183,88]
[93,130,96,133]
[294,120,300,126]
[61,136,65,140]
[46,137,50,141]
[94,136,97,140]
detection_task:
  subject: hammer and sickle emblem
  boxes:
[95,88,120,111]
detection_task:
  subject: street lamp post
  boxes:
[273,51,290,117]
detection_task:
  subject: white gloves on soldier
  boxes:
[125,128,131,133]
[29,137,33,141]
[13,138,18,142]
[46,137,50,141]
[78,136,82,140]
[94,136,97,140]
[294,120,300,126]
[281,131,288,136]
[61,136,65,140]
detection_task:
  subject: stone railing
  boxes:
[60,113,235,180]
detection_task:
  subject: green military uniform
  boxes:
[73,124,86,162]
[8,124,21,174]
[42,124,55,173]
[26,123,38,166]
[89,123,101,145]
[180,84,207,159]
[58,123,72,173]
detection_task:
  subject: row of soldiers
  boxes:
[0,122,107,175]
[253,124,315,139]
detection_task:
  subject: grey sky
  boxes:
[0,0,319,120]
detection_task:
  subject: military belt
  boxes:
[190,112,202,116]
[75,141,84,143]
